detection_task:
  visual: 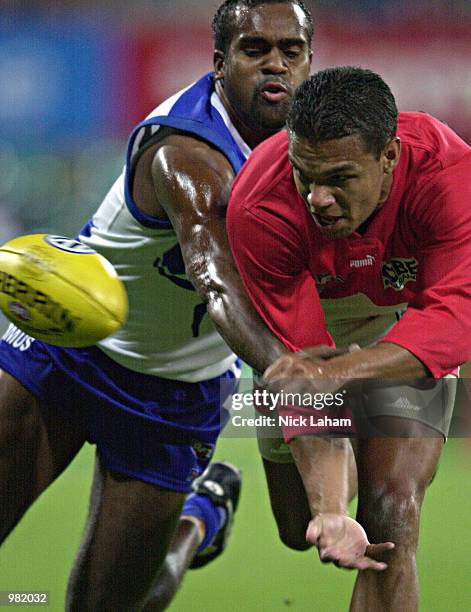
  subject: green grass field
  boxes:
[0,436,470,611]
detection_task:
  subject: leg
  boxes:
[351,417,443,612]
[66,358,242,610]
[262,459,312,550]
[67,454,187,612]
[67,457,240,611]
[260,434,357,551]
[0,369,85,543]
[144,462,242,609]
[143,519,202,611]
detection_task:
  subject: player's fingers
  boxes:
[365,542,395,558]
[353,557,388,571]
[318,549,361,570]
[263,355,297,381]
[318,547,340,564]
[305,517,322,545]
[326,553,388,572]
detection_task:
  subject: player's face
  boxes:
[214,3,311,141]
[289,132,400,239]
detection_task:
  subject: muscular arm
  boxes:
[264,341,427,399]
[138,133,286,373]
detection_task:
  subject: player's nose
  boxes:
[307,185,336,210]
[262,48,288,73]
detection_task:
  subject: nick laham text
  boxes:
[231,415,352,428]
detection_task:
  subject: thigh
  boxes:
[67,454,187,612]
[360,377,456,437]
[0,369,85,541]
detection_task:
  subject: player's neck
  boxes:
[215,81,280,150]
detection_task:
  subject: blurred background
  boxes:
[1,0,470,241]
[0,1,471,610]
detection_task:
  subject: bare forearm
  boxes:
[185,245,286,373]
[203,279,286,374]
[324,342,428,381]
[282,342,429,392]
[290,436,352,517]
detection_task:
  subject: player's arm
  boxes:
[147,133,286,374]
[378,172,471,378]
[264,341,427,398]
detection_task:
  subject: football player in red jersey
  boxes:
[228,66,471,611]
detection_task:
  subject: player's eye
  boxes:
[243,47,264,57]
[329,175,353,186]
[284,48,301,59]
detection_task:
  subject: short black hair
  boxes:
[212,0,313,53]
[287,66,398,158]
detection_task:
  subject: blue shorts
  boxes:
[0,324,240,493]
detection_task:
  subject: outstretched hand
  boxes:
[306,513,395,571]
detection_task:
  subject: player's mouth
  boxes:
[260,81,289,103]
[313,214,347,232]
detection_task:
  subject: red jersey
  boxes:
[227,113,471,378]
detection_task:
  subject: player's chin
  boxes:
[319,225,354,239]
[253,102,290,130]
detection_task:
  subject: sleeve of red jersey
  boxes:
[380,156,471,377]
[227,200,333,353]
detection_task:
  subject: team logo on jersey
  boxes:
[382,257,418,290]
[191,439,215,461]
[44,235,95,254]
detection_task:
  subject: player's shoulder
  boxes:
[396,113,471,224]
[153,130,233,167]
[398,112,471,168]
[230,130,292,212]
[142,129,234,188]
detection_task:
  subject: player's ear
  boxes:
[382,137,401,175]
[213,50,226,80]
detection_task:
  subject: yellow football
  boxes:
[0,234,128,347]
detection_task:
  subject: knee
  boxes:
[360,479,426,548]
